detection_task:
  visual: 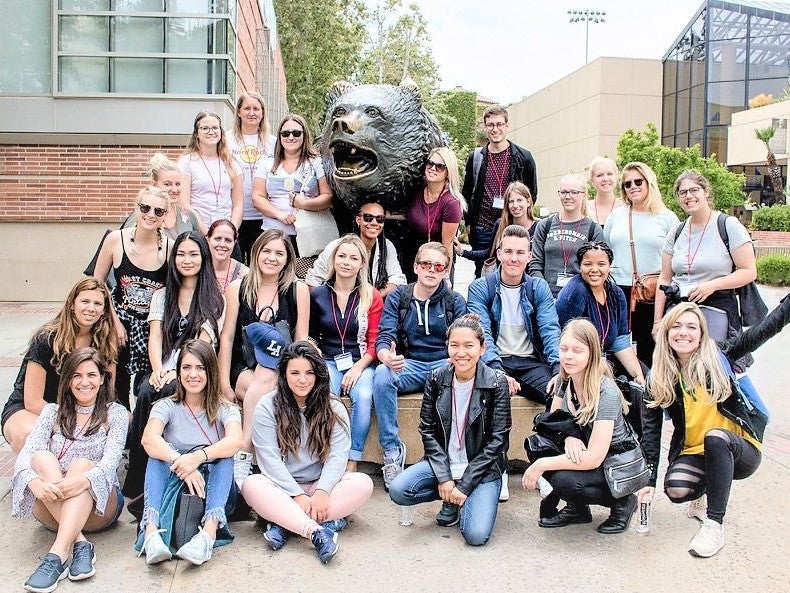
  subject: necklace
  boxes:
[75,404,95,415]
[594,196,616,225]
[216,260,233,292]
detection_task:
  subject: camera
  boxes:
[659,283,682,306]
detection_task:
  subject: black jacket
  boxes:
[420,362,512,495]
[462,143,538,230]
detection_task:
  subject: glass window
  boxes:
[168,0,211,12]
[674,133,689,150]
[168,18,213,53]
[113,0,163,9]
[748,16,790,81]
[112,58,163,92]
[662,96,676,138]
[677,56,691,91]
[689,129,704,150]
[663,53,677,95]
[676,89,690,134]
[167,58,208,92]
[690,52,705,88]
[708,39,747,82]
[748,78,790,102]
[708,80,745,126]
[59,16,110,52]
[114,16,164,52]
[709,7,747,41]
[59,0,110,9]
[59,57,109,92]
[707,126,728,162]
[690,84,705,132]
[0,0,51,93]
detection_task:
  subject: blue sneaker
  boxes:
[310,526,338,564]
[24,553,68,593]
[263,523,290,551]
[320,518,348,533]
[68,541,96,581]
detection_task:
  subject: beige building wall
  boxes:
[727,102,789,166]
[508,57,663,212]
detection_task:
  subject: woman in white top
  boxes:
[178,111,243,232]
[227,92,277,262]
[252,114,333,255]
[586,156,622,228]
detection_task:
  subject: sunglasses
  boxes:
[360,213,386,224]
[416,261,447,273]
[622,178,645,189]
[280,129,303,138]
[425,160,448,172]
[138,203,167,217]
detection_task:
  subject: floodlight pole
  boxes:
[567,9,607,64]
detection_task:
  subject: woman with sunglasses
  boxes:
[305,201,406,298]
[604,162,679,365]
[403,147,466,282]
[654,170,756,336]
[309,235,383,471]
[178,111,243,232]
[123,231,225,512]
[207,219,249,295]
[252,115,333,254]
[529,174,604,297]
[586,156,622,228]
[93,186,173,408]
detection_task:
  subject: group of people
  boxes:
[4,100,781,592]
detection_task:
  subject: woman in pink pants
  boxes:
[241,341,373,564]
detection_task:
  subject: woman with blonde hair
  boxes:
[404,146,466,280]
[586,156,621,227]
[309,234,384,470]
[522,319,638,534]
[642,302,762,557]
[604,161,679,365]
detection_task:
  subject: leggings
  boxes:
[241,472,373,538]
[664,429,761,523]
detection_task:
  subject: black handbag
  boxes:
[737,282,768,327]
[172,492,205,550]
[602,422,650,498]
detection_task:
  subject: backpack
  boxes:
[396,284,458,351]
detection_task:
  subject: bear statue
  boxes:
[320,79,445,232]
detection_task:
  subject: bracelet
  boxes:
[201,448,209,461]
[169,451,181,463]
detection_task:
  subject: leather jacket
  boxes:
[420,362,511,496]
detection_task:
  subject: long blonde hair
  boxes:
[620,161,666,214]
[648,302,731,408]
[327,234,373,322]
[242,229,297,308]
[428,147,467,211]
[559,319,623,426]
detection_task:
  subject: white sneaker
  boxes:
[499,472,509,502]
[688,518,724,558]
[382,442,406,490]
[687,494,707,522]
[139,529,171,565]
[175,528,214,565]
[233,451,253,490]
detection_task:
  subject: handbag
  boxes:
[627,207,659,309]
[294,208,340,257]
[602,419,649,498]
[241,305,292,369]
[172,491,205,550]
[737,282,768,327]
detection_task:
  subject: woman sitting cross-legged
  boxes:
[136,340,243,566]
[522,319,640,534]
[242,342,374,564]
[388,314,511,546]
[13,348,128,593]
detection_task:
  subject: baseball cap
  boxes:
[243,322,286,370]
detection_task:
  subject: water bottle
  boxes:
[636,501,651,534]
[398,505,413,526]
[536,477,553,498]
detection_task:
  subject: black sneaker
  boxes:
[435,502,460,527]
[68,541,96,581]
[24,553,68,593]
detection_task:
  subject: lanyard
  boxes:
[487,149,510,197]
[559,217,584,271]
[57,416,92,461]
[330,290,359,353]
[424,191,443,241]
[184,401,221,446]
[686,214,712,277]
[199,155,223,212]
[452,378,474,448]
[593,297,611,347]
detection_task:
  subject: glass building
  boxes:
[662,0,790,163]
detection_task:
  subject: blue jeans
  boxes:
[389,460,501,546]
[326,359,375,461]
[143,457,235,528]
[372,358,447,453]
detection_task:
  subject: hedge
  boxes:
[756,255,790,286]
[751,205,790,232]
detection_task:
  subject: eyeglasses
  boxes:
[198,126,220,133]
[558,189,585,197]
[416,261,447,273]
[360,213,386,224]
[137,203,168,217]
[622,178,645,189]
[280,129,303,138]
[677,186,703,198]
[484,122,507,130]
[425,160,448,172]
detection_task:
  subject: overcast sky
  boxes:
[390,0,707,104]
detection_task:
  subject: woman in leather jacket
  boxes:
[388,314,511,546]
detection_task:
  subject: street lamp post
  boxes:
[568,9,607,64]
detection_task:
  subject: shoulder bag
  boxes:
[628,207,659,310]
[602,419,650,498]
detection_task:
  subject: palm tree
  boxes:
[755,125,786,204]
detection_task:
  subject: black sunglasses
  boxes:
[280,129,303,138]
[622,178,645,189]
[426,159,447,172]
[360,213,386,224]
[138,203,167,217]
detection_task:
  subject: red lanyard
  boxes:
[184,401,221,446]
[57,416,92,461]
[559,217,584,271]
[199,155,223,211]
[424,191,443,241]
[593,297,611,347]
[452,378,474,448]
[487,150,510,197]
[686,214,711,276]
[330,290,359,353]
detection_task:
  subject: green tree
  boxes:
[272,0,368,132]
[616,123,746,217]
[435,89,476,149]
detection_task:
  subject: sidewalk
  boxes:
[1,275,788,592]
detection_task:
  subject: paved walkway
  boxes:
[1,274,788,592]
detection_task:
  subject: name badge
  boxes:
[492,195,505,210]
[556,273,573,288]
[334,351,353,371]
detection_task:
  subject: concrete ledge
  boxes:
[342,393,542,465]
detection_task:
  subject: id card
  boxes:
[334,351,353,371]
[556,273,573,288]
[492,195,505,210]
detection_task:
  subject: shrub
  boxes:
[751,205,790,231]
[756,255,790,286]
